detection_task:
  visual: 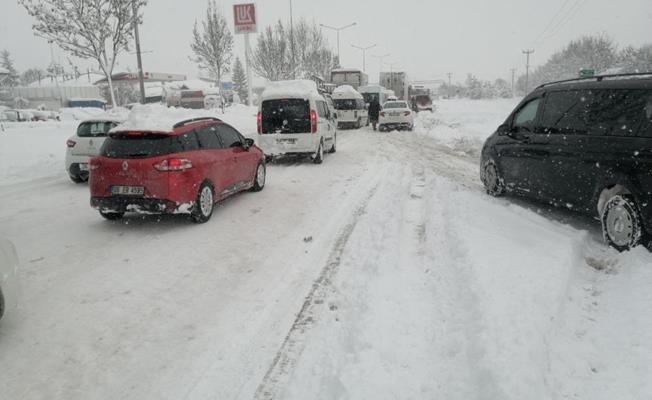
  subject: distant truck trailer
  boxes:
[330,68,369,90]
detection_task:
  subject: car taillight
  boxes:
[404,111,411,116]
[311,110,318,133]
[154,158,193,171]
[380,112,386,117]
[89,158,101,170]
[66,139,76,148]
[257,111,262,134]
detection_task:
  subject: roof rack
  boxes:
[536,72,652,89]
[173,117,222,128]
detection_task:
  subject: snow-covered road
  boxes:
[1,100,652,400]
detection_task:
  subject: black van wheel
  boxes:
[601,194,643,252]
[482,159,505,197]
[328,134,337,153]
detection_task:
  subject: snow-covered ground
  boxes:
[0,99,651,399]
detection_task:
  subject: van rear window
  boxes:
[100,132,199,158]
[261,99,311,134]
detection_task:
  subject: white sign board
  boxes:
[233,3,257,34]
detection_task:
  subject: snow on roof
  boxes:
[261,80,321,100]
[331,68,363,73]
[111,104,220,133]
[69,97,107,103]
[332,85,363,99]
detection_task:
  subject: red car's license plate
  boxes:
[111,186,145,196]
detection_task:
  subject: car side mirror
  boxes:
[244,137,255,150]
[497,123,510,135]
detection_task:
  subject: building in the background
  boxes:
[379,71,408,100]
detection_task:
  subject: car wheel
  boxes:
[313,141,324,164]
[191,182,215,223]
[329,134,337,153]
[250,162,266,192]
[100,210,124,220]
[601,194,643,251]
[69,174,86,183]
[481,159,505,197]
[265,155,274,163]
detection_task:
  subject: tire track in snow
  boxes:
[253,181,381,400]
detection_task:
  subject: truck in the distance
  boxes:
[330,68,369,90]
[408,84,434,112]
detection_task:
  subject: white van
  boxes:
[257,80,337,164]
[332,85,368,129]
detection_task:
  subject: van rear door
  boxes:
[261,99,311,134]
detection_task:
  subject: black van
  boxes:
[480,74,652,251]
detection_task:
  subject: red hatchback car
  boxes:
[90,117,266,223]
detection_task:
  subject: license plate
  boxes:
[390,112,401,116]
[277,138,297,144]
[79,163,89,171]
[111,185,145,196]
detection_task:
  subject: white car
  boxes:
[0,239,19,322]
[378,101,415,131]
[65,117,124,183]
[257,80,337,164]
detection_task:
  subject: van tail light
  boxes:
[311,110,318,133]
[89,158,101,170]
[380,112,386,118]
[66,139,76,148]
[154,158,193,171]
[404,111,411,116]
[257,111,262,134]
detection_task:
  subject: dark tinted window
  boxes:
[261,99,311,134]
[591,90,650,136]
[77,121,116,137]
[316,101,327,118]
[334,99,358,110]
[217,125,243,147]
[513,98,541,129]
[101,132,197,158]
[196,125,222,149]
[639,95,652,137]
[540,91,591,134]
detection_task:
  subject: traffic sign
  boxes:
[579,69,595,78]
[233,3,257,34]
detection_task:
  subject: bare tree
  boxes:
[191,0,233,101]
[20,0,146,106]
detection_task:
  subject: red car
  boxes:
[90,117,266,223]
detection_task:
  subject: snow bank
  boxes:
[261,80,320,100]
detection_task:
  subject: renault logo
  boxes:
[122,161,129,171]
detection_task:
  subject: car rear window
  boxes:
[334,99,359,110]
[261,99,311,134]
[384,102,408,109]
[100,132,199,158]
[77,121,116,137]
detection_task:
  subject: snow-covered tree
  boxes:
[191,0,233,96]
[252,21,292,81]
[20,0,146,106]
[21,68,45,86]
[232,56,247,103]
[0,50,19,87]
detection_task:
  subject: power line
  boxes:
[540,0,588,42]
[534,0,572,44]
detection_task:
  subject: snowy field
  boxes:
[1,99,651,399]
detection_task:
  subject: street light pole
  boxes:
[132,0,146,104]
[351,44,376,72]
[320,22,357,64]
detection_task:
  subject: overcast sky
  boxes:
[1,0,651,84]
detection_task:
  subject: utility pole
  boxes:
[510,68,516,97]
[320,22,357,64]
[290,0,296,79]
[522,49,534,93]
[446,72,452,98]
[132,0,146,104]
[351,44,376,73]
